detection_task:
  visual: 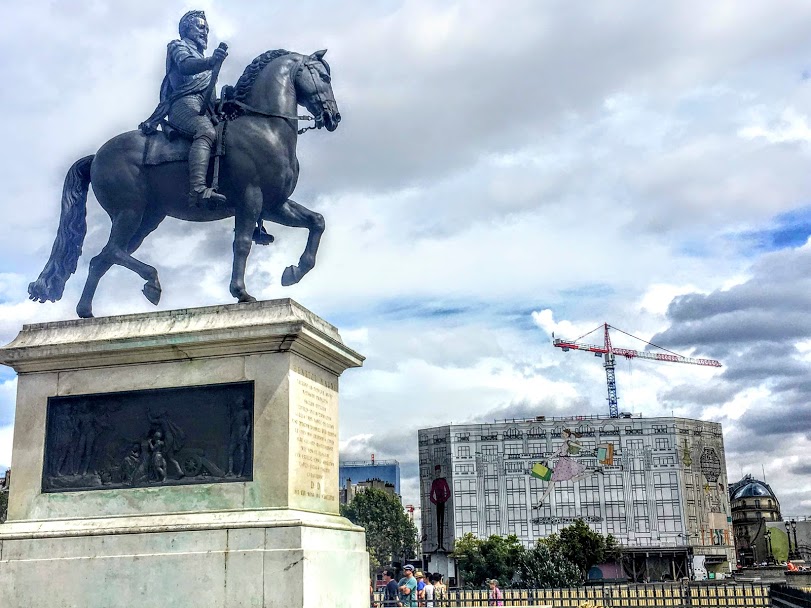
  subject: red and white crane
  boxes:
[552,323,721,418]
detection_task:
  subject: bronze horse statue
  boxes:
[28,49,340,318]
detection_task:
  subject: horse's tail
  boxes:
[28,155,94,303]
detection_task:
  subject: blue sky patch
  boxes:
[736,205,811,254]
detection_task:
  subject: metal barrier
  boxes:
[771,583,811,608]
[373,582,773,607]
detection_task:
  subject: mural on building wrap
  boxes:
[418,418,734,571]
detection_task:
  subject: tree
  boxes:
[517,542,582,588]
[340,487,418,573]
[452,533,525,587]
[0,490,7,524]
[541,519,621,577]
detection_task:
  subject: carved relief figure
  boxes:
[148,408,185,478]
[75,404,101,476]
[120,443,144,485]
[227,399,252,477]
[149,431,168,483]
[50,405,78,477]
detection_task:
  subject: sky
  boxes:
[1,1,811,515]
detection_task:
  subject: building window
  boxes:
[506,443,522,455]
[457,445,470,458]
[481,445,498,456]
[455,464,474,474]
[454,478,478,536]
[506,477,528,536]
[755,499,761,509]
[627,439,644,450]
[654,437,671,450]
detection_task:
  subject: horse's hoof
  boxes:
[281,265,300,286]
[142,283,162,305]
[237,294,257,304]
[76,305,94,319]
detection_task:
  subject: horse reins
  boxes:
[229,99,315,135]
[229,59,327,135]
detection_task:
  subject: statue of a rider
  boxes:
[139,10,228,208]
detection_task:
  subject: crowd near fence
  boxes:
[372,581,786,607]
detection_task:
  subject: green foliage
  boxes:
[453,520,621,588]
[452,533,525,587]
[541,519,621,576]
[340,487,418,573]
[517,542,582,588]
[0,491,7,524]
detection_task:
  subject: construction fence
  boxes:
[374,582,773,607]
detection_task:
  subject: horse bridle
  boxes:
[229,58,330,135]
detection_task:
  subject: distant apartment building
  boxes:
[339,459,401,504]
[418,415,734,582]
[340,477,398,505]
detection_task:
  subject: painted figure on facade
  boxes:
[28,10,340,318]
[537,429,603,507]
[429,464,451,551]
[140,10,229,208]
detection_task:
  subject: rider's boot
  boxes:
[188,136,227,208]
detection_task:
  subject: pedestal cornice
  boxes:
[0,298,364,375]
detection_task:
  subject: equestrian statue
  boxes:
[28,10,341,318]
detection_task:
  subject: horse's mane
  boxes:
[233,49,293,104]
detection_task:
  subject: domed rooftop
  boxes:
[730,474,777,501]
[733,482,774,500]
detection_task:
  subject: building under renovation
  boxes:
[418,414,734,583]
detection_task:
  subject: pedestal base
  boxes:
[0,300,369,607]
[0,509,368,608]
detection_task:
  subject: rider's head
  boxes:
[179,10,209,51]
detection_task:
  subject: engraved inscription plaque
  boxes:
[42,381,254,492]
[289,365,339,509]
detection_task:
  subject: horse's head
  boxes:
[294,50,341,131]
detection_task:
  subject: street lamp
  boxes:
[764,530,773,565]
[785,520,793,560]
[791,520,799,560]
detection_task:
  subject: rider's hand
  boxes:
[211,45,228,65]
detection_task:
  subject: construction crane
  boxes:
[552,323,721,418]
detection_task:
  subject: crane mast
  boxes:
[553,322,721,418]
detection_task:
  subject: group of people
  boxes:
[379,564,446,607]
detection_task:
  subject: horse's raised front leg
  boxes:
[230,185,262,303]
[264,199,324,286]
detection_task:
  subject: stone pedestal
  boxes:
[0,299,368,608]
